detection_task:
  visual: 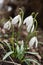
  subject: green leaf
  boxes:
[24,59,40,65]
[16,44,20,53]
[34,19,38,30]
[25,52,38,55]
[19,43,24,60]
[3,51,14,60]
[24,60,31,65]
[4,41,12,51]
[20,43,24,53]
[16,43,24,60]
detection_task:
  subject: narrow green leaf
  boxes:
[3,51,14,60]
[16,43,24,60]
[24,59,40,65]
[24,60,31,65]
[16,44,20,53]
[4,41,12,51]
[20,43,24,53]
[25,52,38,55]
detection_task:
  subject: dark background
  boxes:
[0,0,43,28]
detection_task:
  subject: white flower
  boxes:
[12,15,22,27]
[3,21,11,30]
[23,15,34,32]
[23,15,33,26]
[27,24,34,32]
[29,36,38,48]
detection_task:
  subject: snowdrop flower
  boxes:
[23,15,33,26]
[23,15,34,32]
[3,21,11,30]
[29,36,38,48]
[12,15,22,27]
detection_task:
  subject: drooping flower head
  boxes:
[29,36,38,48]
[23,15,34,32]
[12,15,22,27]
[3,21,11,30]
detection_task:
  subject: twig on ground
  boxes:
[31,49,41,60]
[0,44,21,65]
[0,60,21,65]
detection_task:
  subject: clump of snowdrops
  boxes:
[0,8,41,65]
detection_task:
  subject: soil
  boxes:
[0,28,43,65]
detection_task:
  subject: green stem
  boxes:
[34,12,38,19]
[11,24,14,51]
[34,18,38,31]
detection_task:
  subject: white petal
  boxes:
[35,38,38,48]
[3,21,11,30]
[31,25,34,32]
[18,15,22,27]
[27,24,32,32]
[27,24,34,33]
[12,15,19,25]
[12,15,22,27]
[29,36,38,48]
[23,15,33,26]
